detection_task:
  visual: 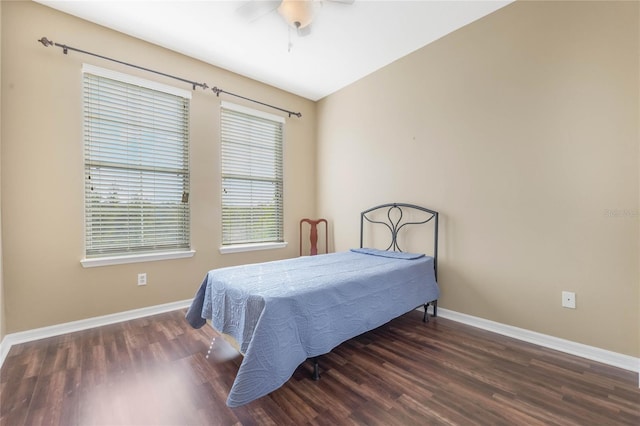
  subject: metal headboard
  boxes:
[360,203,439,280]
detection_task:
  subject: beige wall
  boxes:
[637,0,640,366]
[1,1,316,333]
[317,1,639,357]
[0,0,5,343]
[2,0,638,361]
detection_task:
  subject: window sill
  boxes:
[219,242,288,254]
[81,250,195,268]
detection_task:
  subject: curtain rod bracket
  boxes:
[38,37,54,47]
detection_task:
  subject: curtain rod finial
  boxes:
[38,37,54,47]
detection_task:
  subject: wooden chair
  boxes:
[299,218,328,256]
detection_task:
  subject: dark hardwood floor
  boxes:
[1,309,638,425]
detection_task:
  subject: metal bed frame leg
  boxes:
[423,300,438,323]
[312,357,320,380]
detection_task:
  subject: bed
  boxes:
[186,202,440,407]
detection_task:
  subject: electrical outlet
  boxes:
[562,291,575,309]
[137,273,147,286]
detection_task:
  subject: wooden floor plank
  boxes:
[1,309,638,425]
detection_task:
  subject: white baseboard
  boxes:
[0,299,191,368]
[0,337,8,370]
[2,301,639,385]
[435,307,640,376]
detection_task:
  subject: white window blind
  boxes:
[221,102,284,245]
[83,65,191,257]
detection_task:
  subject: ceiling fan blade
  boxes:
[236,0,280,22]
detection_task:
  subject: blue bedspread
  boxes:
[186,249,439,407]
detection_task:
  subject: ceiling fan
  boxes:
[237,0,355,37]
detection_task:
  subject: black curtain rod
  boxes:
[38,37,302,118]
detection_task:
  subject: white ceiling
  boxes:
[35,0,513,101]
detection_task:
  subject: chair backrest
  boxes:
[299,218,328,256]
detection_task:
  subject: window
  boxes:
[82,64,191,261]
[220,102,284,249]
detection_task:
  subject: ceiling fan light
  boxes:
[278,0,313,29]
